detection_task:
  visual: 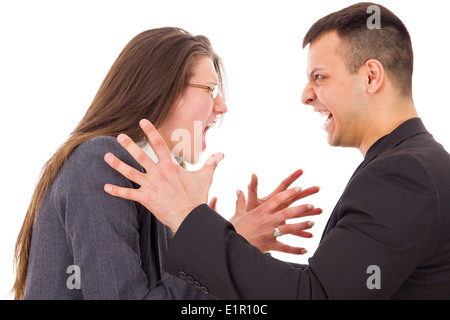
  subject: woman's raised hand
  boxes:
[104,119,224,232]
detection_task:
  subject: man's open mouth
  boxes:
[319,110,333,128]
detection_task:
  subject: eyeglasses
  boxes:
[187,83,219,99]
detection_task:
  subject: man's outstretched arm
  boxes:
[165,204,310,300]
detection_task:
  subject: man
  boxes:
[104,2,450,299]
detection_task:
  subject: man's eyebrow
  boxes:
[308,67,326,79]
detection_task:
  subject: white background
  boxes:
[1,0,449,299]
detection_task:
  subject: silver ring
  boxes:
[273,227,282,238]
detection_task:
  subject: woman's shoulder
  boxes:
[65,136,143,174]
[74,136,122,156]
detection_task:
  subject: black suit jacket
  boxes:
[165,118,450,299]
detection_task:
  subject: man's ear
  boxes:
[362,59,384,94]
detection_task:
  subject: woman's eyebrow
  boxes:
[207,79,219,85]
[192,78,218,86]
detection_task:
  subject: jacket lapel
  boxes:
[319,117,428,241]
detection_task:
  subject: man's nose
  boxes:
[301,84,315,106]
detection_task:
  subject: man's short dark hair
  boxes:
[303,2,414,97]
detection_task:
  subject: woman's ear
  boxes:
[362,59,384,94]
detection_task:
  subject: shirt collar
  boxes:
[364,117,428,163]
[347,118,428,180]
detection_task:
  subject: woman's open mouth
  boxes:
[202,118,219,150]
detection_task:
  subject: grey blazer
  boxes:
[23,136,211,300]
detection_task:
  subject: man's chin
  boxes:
[327,132,342,148]
[326,132,337,146]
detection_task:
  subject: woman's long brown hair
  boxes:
[13,27,225,299]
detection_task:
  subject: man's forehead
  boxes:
[308,30,341,50]
[305,31,342,74]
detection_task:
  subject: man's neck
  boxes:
[358,100,418,157]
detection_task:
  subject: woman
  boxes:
[14,27,320,300]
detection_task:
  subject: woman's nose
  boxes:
[214,93,228,115]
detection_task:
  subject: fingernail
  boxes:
[105,153,114,163]
[104,184,113,193]
[206,154,216,165]
[295,186,302,192]
[140,119,149,127]
[301,249,308,254]
[307,221,315,227]
[308,204,314,210]
[215,153,224,164]
[117,134,126,143]
[236,189,240,197]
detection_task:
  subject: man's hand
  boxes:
[230,171,322,254]
[104,119,224,232]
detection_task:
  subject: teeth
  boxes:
[319,111,330,118]
[318,110,332,127]
[206,115,222,129]
[206,121,216,128]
